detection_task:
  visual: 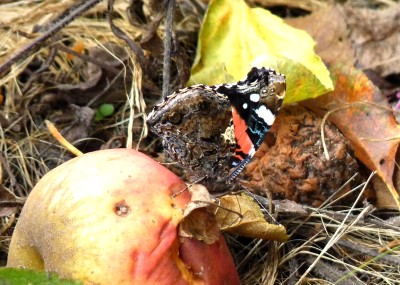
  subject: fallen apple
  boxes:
[7,149,239,285]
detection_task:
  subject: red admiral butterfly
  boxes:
[147,67,286,192]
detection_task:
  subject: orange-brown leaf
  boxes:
[305,65,400,209]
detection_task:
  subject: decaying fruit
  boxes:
[245,105,361,207]
[7,149,239,285]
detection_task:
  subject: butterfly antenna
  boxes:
[171,175,207,198]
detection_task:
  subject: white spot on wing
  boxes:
[255,105,275,125]
[243,103,248,109]
[250,93,260,102]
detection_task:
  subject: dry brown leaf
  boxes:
[179,207,221,245]
[180,185,288,242]
[288,4,400,77]
[286,5,355,67]
[344,4,400,76]
[371,175,397,210]
[214,193,288,242]
[51,104,95,145]
[248,0,327,12]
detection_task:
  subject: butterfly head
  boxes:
[243,66,284,96]
[257,68,286,113]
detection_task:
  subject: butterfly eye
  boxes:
[270,88,276,94]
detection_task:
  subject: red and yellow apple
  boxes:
[7,149,239,284]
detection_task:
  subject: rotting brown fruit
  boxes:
[245,105,363,207]
[7,149,239,285]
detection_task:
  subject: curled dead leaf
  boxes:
[180,185,287,243]
[180,184,220,244]
[183,184,216,217]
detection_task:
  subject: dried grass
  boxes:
[233,174,400,284]
[0,0,145,263]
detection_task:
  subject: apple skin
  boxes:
[7,149,239,285]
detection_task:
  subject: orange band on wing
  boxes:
[232,107,253,158]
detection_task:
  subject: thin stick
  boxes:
[0,0,103,75]
[108,0,147,72]
[162,0,174,99]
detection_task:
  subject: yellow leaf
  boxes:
[190,0,333,103]
[214,193,288,242]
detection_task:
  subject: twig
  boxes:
[108,0,147,72]
[337,240,400,266]
[304,256,362,285]
[0,0,103,75]
[162,0,174,99]
[21,46,58,94]
[55,44,120,74]
[0,153,17,188]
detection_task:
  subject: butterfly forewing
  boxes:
[215,67,286,180]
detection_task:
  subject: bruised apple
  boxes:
[7,149,239,285]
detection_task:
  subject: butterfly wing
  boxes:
[215,67,286,180]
